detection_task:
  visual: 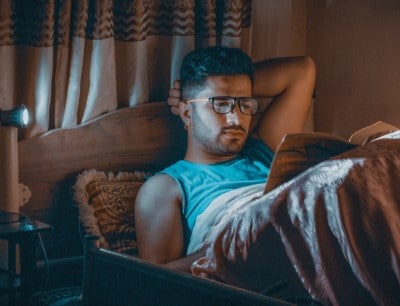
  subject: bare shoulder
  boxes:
[135,173,182,211]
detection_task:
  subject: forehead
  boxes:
[196,75,252,97]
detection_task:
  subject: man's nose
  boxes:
[225,104,241,124]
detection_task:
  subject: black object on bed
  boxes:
[81,236,294,306]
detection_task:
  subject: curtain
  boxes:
[0,0,252,138]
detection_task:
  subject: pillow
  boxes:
[73,169,150,255]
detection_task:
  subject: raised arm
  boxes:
[135,174,184,264]
[252,56,316,151]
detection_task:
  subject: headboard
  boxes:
[18,102,186,259]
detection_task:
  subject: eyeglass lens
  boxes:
[212,97,258,115]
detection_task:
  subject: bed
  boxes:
[15,101,296,305]
[13,101,400,305]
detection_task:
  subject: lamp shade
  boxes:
[0,104,29,128]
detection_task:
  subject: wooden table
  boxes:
[0,211,51,305]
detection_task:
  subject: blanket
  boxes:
[190,139,400,306]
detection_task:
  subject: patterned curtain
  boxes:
[0,0,252,138]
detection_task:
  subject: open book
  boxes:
[264,121,399,193]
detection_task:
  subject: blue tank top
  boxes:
[159,137,274,250]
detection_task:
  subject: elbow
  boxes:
[299,56,316,82]
[303,56,317,83]
[295,56,317,96]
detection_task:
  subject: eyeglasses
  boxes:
[185,96,258,115]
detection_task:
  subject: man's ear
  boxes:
[179,101,191,127]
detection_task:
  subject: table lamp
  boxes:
[0,104,29,213]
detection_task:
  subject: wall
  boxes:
[251,0,400,137]
[250,0,315,131]
[250,0,307,60]
[308,0,400,137]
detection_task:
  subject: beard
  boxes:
[191,108,247,156]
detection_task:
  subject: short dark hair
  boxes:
[180,46,254,100]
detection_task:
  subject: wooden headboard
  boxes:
[18,102,186,258]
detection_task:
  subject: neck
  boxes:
[184,145,238,164]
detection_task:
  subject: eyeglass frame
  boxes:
[185,96,259,115]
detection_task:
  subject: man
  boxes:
[135,47,316,264]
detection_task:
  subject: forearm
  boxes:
[163,249,206,273]
[252,56,316,151]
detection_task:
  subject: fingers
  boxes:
[169,105,180,115]
[172,80,181,89]
[168,87,181,100]
[167,80,182,115]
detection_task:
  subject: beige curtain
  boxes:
[0,0,252,138]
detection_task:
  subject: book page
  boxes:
[373,129,400,141]
[264,133,356,194]
[348,121,399,145]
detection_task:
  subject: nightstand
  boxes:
[0,211,51,305]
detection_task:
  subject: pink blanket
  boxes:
[191,139,400,305]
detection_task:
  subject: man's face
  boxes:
[188,75,253,157]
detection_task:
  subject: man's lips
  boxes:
[221,127,245,136]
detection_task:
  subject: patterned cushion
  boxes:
[74,169,150,255]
